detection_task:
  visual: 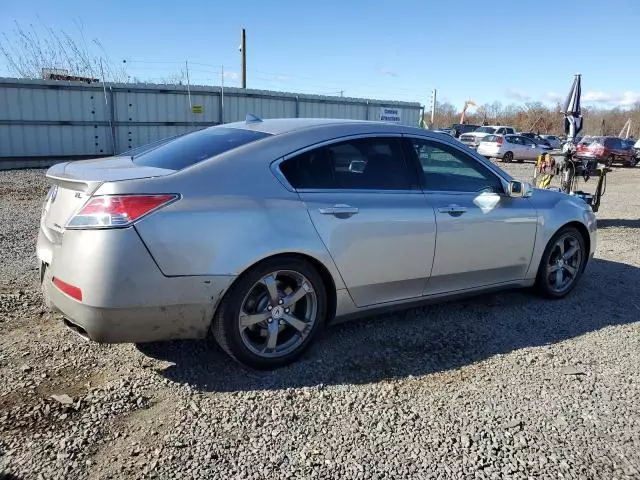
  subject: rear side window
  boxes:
[280,137,416,190]
[132,127,271,170]
[505,128,515,134]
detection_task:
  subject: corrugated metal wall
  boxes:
[0,77,422,169]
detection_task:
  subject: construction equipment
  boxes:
[619,119,632,139]
[459,100,477,124]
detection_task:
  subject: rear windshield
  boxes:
[132,127,271,170]
[474,127,496,134]
[482,135,500,142]
[579,136,601,146]
[118,132,190,157]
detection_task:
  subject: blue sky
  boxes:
[1,0,639,110]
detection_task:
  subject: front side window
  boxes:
[410,139,504,193]
[280,137,416,191]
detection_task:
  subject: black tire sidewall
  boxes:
[213,257,327,370]
[535,226,586,299]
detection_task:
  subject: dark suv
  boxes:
[449,123,481,138]
[576,136,636,167]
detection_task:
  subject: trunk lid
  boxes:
[42,157,174,236]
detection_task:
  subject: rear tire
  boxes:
[502,151,514,163]
[211,256,327,370]
[535,226,586,299]
[606,154,614,167]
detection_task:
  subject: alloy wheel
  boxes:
[545,233,583,294]
[238,270,318,359]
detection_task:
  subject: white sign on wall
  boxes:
[379,107,402,123]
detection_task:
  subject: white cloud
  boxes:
[505,88,530,101]
[545,92,564,102]
[378,68,399,78]
[223,71,239,80]
[583,90,640,107]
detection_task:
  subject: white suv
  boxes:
[459,126,517,149]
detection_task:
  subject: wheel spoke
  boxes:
[564,264,577,277]
[282,313,307,333]
[548,264,560,273]
[282,285,309,308]
[239,311,271,329]
[563,245,579,262]
[555,268,563,287]
[261,274,280,304]
[264,320,279,351]
[555,240,565,257]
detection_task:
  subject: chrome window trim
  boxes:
[270,133,419,193]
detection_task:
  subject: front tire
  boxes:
[212,256,327,370]
[535,226,586,299]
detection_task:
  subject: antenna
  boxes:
[246,114,263,123]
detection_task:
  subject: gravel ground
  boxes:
[1,163,639,480]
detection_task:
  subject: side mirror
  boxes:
[507,180,533,198]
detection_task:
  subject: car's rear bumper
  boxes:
[37,225,235,343]
[476,146,501,157]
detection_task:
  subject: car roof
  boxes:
[222,117,394,135]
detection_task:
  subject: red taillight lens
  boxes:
[497,136,503,146]
[67,194,178,229]
[52,277,83,301]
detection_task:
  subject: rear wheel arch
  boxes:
[217,252,338,324]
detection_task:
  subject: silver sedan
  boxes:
[38,117,597,369]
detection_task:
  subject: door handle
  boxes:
[437,205,468,216]
[318,204,359,216]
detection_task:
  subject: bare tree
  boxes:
[0,20,127,82]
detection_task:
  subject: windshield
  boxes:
[131,127,272,170]
[474,127,496,134]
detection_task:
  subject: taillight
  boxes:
[67,194,178,229]
[52,277,83,301]
[497,136,503,146]
[591,143,605,156]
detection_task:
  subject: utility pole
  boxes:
[430,89,437,127]
[221,64,225,124]
[240,28,247,89]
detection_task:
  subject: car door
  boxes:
[520,136,540,159]
[278,135,437,307]
[406,137,538,295]
[506,135,525,159]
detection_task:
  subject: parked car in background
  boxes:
[459,125,517,149]
[520,132,553,149]
[540,135,562,149]
[575,136,636,167]
[621,139,638,167]
[477,134,551,162]
[37,117,596,369]
[449,123,481,138]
